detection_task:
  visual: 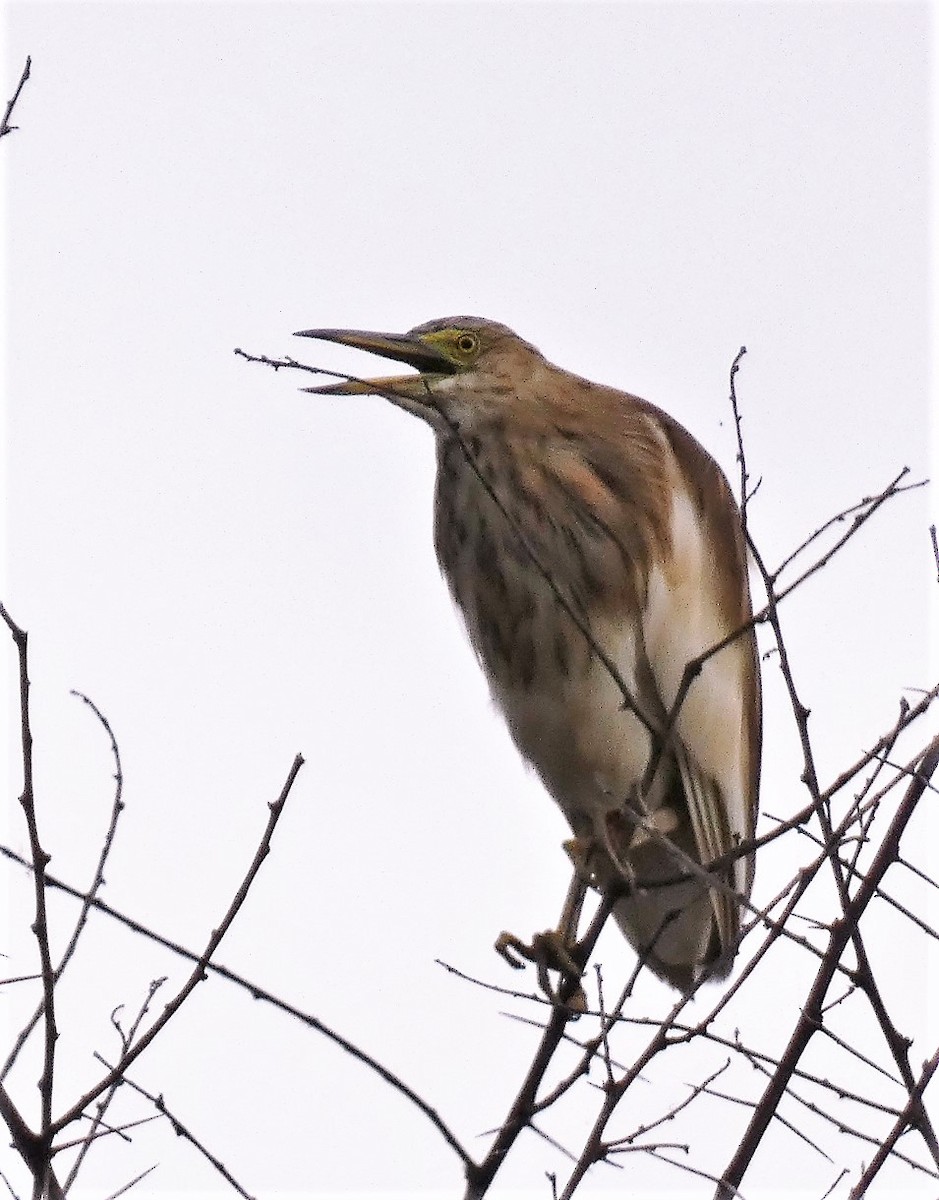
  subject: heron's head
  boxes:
[294,316,544,424]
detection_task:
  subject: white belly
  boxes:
[490,614,656,838]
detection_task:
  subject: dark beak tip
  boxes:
[289,325,450,374]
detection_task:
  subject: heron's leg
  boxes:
[494,839,595,1011]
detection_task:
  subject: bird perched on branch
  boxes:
[296,317,761,993]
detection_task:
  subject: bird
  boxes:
[295,317,762,993]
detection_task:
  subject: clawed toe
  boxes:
[494,927,587,1012]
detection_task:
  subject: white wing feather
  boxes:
[642,484,753,900]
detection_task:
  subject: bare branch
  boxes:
[0,603,59,1195]
[716,732,939,1199]
[0,1084,64,1200]
[93,1061,257,1200]
[100,1163,157,1200]
[727,345,755,523]
[0,57,31,139]
[50,754,304,1134]
[848,1044,939,1196]
[774,469,921,599]
[0,839,472,1170]
[65,979,167,1190]
[2,691,126,1083]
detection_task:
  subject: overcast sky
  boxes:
[2,3,936,1198]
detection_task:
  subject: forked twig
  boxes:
[65,979,167,1189]
[49,755,304,1135]
[2,690,127,1083]
[1,602,62,1197]
[0,840,473,1171]
[93,1059,256,1200]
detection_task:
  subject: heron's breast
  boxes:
[432,430,665,825]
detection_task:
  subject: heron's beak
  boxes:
[294,328,454,399]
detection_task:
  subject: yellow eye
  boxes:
[456,332,478,355]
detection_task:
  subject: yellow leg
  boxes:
[494,846,593,1011]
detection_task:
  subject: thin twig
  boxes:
[0,841,472,1169]
[94,1060,256,1200]
[53,1114,159,1153]
[65,979,167,1189]
[775,469,919,601]
[821,680,939,803]
[0,603,60,1198]
[848,1044,939,1196]
[100,1163,157,1200]
[2,691,127,1083]
[606,1060,732,1149]
[727,346,752,525]
[0,57,31,139]
[50,755,304,1134]
[0,1168,22,1200]
[748,523,939,1163]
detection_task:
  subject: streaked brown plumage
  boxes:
[297,317,761,991]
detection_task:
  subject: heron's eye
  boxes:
[456,333,478,355]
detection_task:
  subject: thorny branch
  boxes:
[728,345,756,529]
[747,527,939,1167]
[723,358,939,1181]
[717,734,939,1198]
[848,1043,939,1198]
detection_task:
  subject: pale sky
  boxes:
[1,3,936,1198]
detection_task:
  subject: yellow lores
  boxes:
[298,318,761,992]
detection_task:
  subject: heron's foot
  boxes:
[495,928,587,1013]
[496,927,582,976]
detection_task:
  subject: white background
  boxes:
[2,3,936,1198]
